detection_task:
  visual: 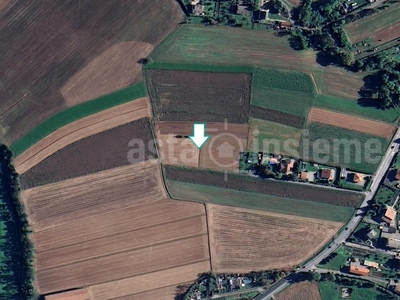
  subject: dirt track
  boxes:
[14,98,150,174]
[307,107,395,138]
[207,204,342,273]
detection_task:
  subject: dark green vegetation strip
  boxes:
[249,106,305,128]
[165,179,353,223]
[10,83,146,157]
[302,123,390,174]
[164,165,363,208]
[145,62,254,73]
[0,145,36,299]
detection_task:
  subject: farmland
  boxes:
[318,281,388,300]
[307,108,395,139]
[303,122,391,173]
[249,106,305,128]
[29,197,209,295]
[207,204,343,272]
[0,0,183,145]
[145,69,251,123]
[21,162,165,231]
[20,118,155,188]
[251,68,315,118]
[14,97,150,174]
[277,281,321,300]
[344,3,400,45]
[10,83,146,157]
[164,166,364,207]
[247,118,303,156]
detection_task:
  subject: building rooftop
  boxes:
[349,263,370,276]
[350,172,363,183]
[383,207,397,222]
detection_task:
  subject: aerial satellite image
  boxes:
[1,0,400,299]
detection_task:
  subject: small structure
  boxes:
[350,172,363,183]
[382,207,397,225]
[367,229,377,240]
[318,169,335,181]
[298,171,308,181]
[280,159,295,174]
[363,260,379,269]
[349,263,370,276]
[252,9,268,22]
[381,231,400,249]
[341,287,351,299]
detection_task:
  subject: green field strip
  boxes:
[166,179,354,223]
[10,82,146,157]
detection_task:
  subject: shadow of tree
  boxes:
[357,72,384,109]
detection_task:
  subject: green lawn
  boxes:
[166,179,353,223]
[318,245,350,270]
[10,82,146,157]
[314,94,399,124]
[247,118,303,156]
[318,282,387,300]
[251,68,314,117]
[301,123,390,173]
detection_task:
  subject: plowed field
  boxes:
[307,108,395,139]
[20,118,155,188]
[207,204,342,272]
[22,162,165,231]
[45,289,90,300]
[0,0,183,144]
[14,98,150,174]
[89,262,210,300]
[146,70,251,123]
[277,281,321,300]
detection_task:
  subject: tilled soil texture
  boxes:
[20,118,155,189]
[0,0,183,144]
[250,106,305,128]
[164,166,363,207]
[146,70,251,123]
[276,281,321,300]
[207,204,342,273]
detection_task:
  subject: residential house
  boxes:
[350,172,363,183]
[349,263,370,276]
[363,260,379,269]
[381,231,400,249]
[318,169,334,181]
[280,159,295,174]
[298,171,308,181]
[382,207,397,225]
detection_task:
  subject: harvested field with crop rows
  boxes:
[146,69,251,123]
[277,281,321,300]
[20,118,155,188]
[0,0,183,145]
[14,97,150,174]
[207,204,343,272]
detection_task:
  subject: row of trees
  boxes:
[0,144,36,299]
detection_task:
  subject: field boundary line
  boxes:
[36,213,207,254]
[203,203,214,271]
[37,233,210,272]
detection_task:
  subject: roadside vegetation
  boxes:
[0,145,36,299]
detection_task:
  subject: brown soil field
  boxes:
[32,200,205,252]
[207,204,342,272]
[250,106,305,128]
[114,283,192,300]
[22,161,165,231]
[20,118,155,189]
[0,0,183,145]
[307,107,396,139]
[61,42,154,106]
[199,135,248,172]
[157,134,200,167]
[89,261,210,300]
[164,166,363,207]
[276,281,321,300]
[146,69,251,123]
[37,215,207,270]
[36,235,209,294]
[14,98,150,174]
[156,121,250,139]
[45,289,90,300]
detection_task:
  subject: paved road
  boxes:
[256,128,400,300]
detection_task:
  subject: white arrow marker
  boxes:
[189,123,210,149]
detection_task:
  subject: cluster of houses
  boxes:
[242,152,369,190]
[349,258,380,276]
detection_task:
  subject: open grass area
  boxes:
[302,123,390,173]
[314,95,399,124]
[247,118,303,155]
[318,245,350,270]
[165,179,354,223]
[318,281,387,300]
[344,3,400,44]
[251,68,314,118]
[10,82,146,157]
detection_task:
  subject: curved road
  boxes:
[256,128,400,300]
